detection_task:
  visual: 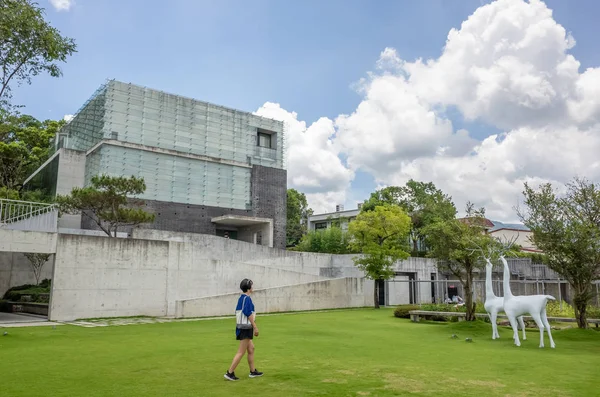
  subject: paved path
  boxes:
[0,312,61,328]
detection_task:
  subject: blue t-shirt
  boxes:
[235,294,255,336]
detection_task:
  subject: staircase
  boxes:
[0,199,58,233]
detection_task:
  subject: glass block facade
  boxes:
[63,80,285,210]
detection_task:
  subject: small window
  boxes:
[315,222,328,230]
[257,132,272,149]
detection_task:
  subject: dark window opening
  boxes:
[257,132,272,149]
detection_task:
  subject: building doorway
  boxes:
[216,229,238,240]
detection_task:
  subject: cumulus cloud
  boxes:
[254,103,353,213]
[260,0,600,220]
[49,0,74,12]
[63,114,74,122]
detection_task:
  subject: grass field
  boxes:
[1,309,599,396]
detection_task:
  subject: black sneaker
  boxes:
[249,369,263,378]
[224,371,239,381]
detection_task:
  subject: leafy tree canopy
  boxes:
[424,202,496,321]
[56,174,155,237]
[348,205,412,308]
[362,180,457,253]
[0,0,77,112]
[286,188,312,247]
[0,114,64,190]
[518,178,600,328]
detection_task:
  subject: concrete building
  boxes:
[487,220,539,252]
[307,204,361,231]
[22,80,287,248]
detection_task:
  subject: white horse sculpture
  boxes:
[483,257,526,340]
[501,256,556,348]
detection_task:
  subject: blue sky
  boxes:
[12,0,600,218]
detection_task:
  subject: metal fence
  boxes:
[384,278,600,308]
[0,199,58,233]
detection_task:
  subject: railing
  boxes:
[0,199,58,232]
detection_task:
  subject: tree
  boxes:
[362,180,457,254]
[23,252,50,285]
[295,226,357,254]
[286,188,312,247]
[518,178,600,329]
[0,114,64,190]
[0,0,77,112]
[424,202,496,321]
[348,205,412,308]
[56,174,155,237]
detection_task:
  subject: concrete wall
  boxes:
[131,229,336,275]
[5,210,58,233]
[48,234,328,321]
[176,277,368,318]
[0,252,54,297]
[56,149,86,229]
[489,229,537,251]
[0,229,57,254]
[238,222,272,247]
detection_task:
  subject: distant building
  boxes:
[487,220,539,252]
[23,80,287,248]
[458,217,539,252]
[307,204,361,232]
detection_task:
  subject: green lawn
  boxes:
[1,309,599,396]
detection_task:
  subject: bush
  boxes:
[545,300,575,318]
[587,306,600,319]
[295,227,358,254]
[393,305,419,318]
[2,283,50,303]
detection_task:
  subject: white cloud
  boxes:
[63,114,74,122]
[261,0,600,221]
[49,0,74,12]
[404,0,579,130]
[254,103,353,213]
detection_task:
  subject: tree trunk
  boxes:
[412,238,419,253]
[573,291,588,329]
[464,270,476,321]
[373,280,380,309]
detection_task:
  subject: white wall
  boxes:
[56,149,86,229]
[5,211,58,233]
[0,252,54,296]
[237,222,272,247]
[49,234,328,321]
[176,277,368,318]
[489,229,537,251]
[0,229,57,254]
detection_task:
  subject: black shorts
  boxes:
[236,328,254,340]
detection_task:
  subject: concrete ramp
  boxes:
[175,277,368,318]
[0,229,57,254]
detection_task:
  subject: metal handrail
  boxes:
[0,199,57,225]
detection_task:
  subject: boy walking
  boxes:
[224,279,263,381]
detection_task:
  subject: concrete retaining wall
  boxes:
[48,234,328,321]
[0,252,54,297]
[176,277,368,318]
[0,229,57,254]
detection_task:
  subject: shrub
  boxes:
[3,284,50,302]
[587,306,600,320]
[295,227,358,254]
[393,305,419,318]
[545,300,575,318]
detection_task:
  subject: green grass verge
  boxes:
[1,308,599,396]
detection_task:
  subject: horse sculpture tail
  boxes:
[546,295,556,301]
